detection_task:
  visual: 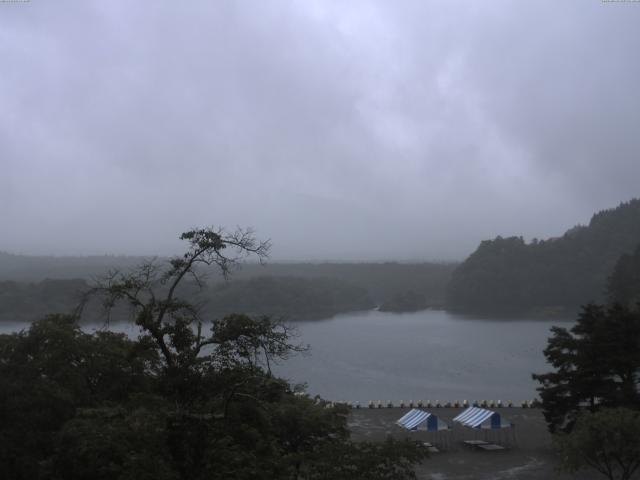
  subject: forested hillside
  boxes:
[608,243,640,308]
[0,279,87,322]
[446,199,640,314]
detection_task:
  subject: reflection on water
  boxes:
[0,309,571,403]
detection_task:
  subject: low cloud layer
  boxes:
[2,1,639,260]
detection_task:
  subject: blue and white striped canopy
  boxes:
[396,409,447,431]
[453,407,509,429]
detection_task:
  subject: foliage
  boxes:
[0,278,87,321]
[0,262,456,323]
[227,262,456,306]
[301,437,428,480]
[0,314,160,480]
[0,275,373,323]
[532,303,640,433]
[53,407,178,480]
[608,243,640,309]
[447,199,640,313]
[202,275,374,320]
[0,227,428,480]
[0,253,456,307]
[555,408,640,480]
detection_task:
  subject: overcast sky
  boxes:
[1,0,639,261]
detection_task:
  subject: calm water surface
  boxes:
[1,309,570,403]
[273,309,569,403]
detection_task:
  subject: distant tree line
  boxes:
[0,252,456,310]
[0,279,87,322]
[446,199,640,314]
[229,262,456,306]
[200,276,374,320]
[0,276,373,323]
[0,262,457,322]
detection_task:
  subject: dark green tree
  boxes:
[555,408,640,480]
[61,226,427,480]
[447,199,640,313]
[532,304,640,433]
[0,227,429,479]
[608,244,640,309]
[302,437,428,480]
[0,314,160,480]
[53,407,178,480]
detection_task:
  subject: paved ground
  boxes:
[348,408,606,480]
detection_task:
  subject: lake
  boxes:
[273,309,568,404]
[0,309,569,404]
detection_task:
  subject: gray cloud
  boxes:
[1,0,639,260]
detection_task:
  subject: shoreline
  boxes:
[348,408,601,480]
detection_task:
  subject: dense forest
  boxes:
[608,243,640,308]
[0,276,373,323]
[229,263,455,306]
[200,276,373,320]
[0,259,455,322]
[446,199,640,314]
[0,254,455,303]
[0,279,88,322]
